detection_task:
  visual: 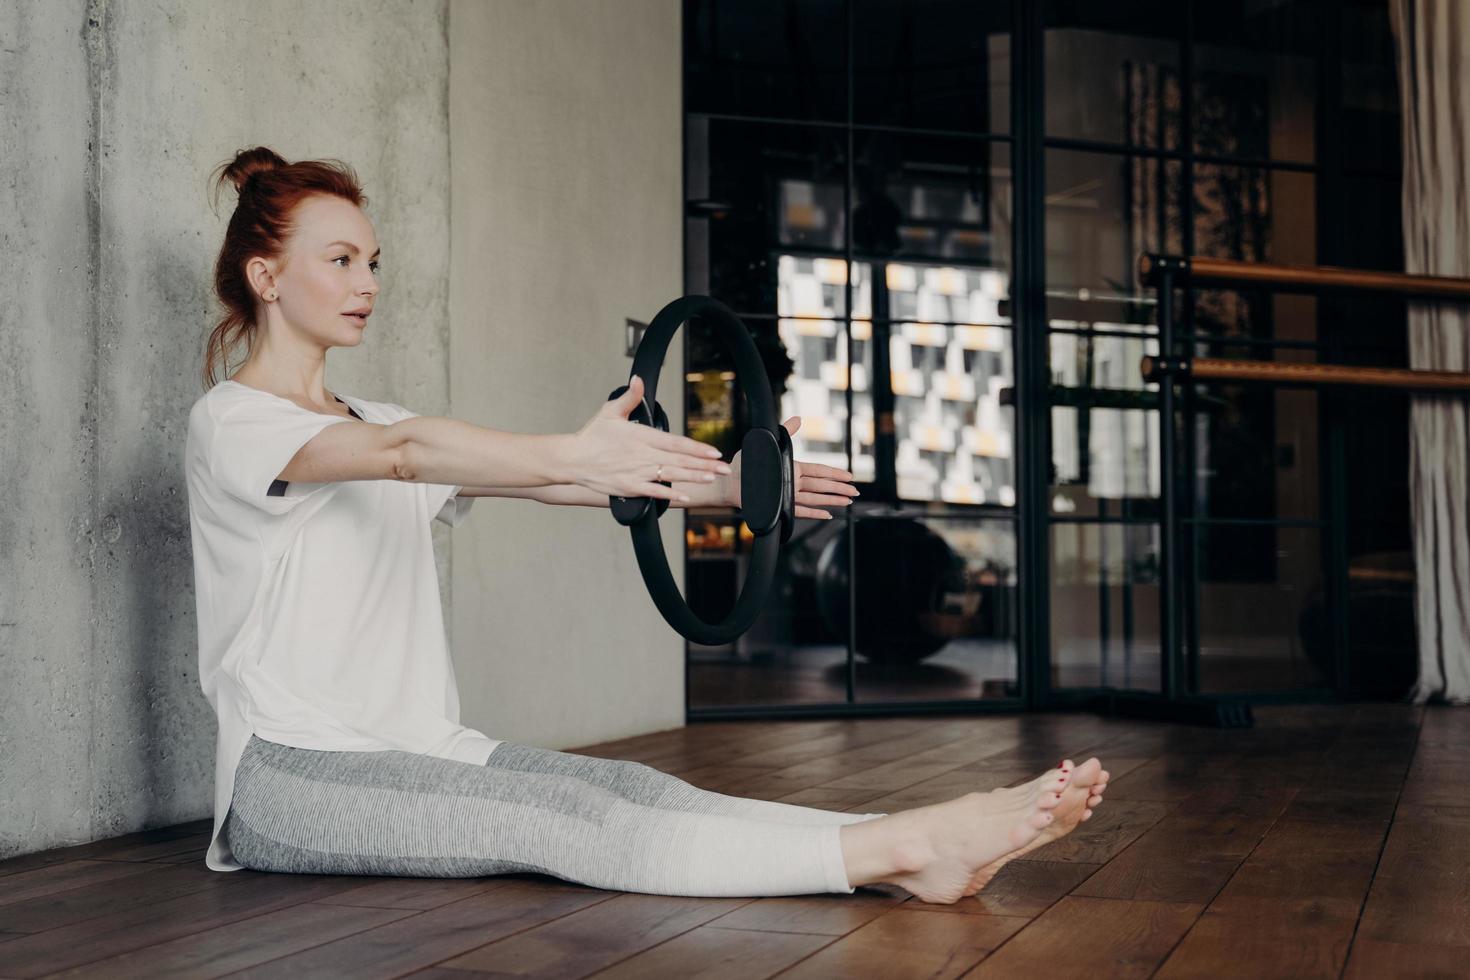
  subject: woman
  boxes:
[183,147,1109,904]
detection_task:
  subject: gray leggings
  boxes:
[222,735,885,897]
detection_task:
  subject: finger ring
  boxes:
[655,464,663,483]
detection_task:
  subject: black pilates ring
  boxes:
[607,295,795,645]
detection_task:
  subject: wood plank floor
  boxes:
[2,704,1465,979]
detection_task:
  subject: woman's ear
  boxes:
[245,255,278,302]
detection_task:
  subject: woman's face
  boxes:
[251,194,381,349]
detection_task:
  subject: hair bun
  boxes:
[227,146,288,194]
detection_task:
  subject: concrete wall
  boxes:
[447,0,685,749]
[0,0,683,861]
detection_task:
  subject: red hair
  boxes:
[202,146,369,390]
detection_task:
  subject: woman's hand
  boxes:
[562,375,731,502]
[721,417,859,519]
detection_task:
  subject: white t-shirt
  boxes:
[184,379,501,872]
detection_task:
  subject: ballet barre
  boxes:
[1136,253,1470,301]
[1117,252,1470,730]
[1140,356,1470,394]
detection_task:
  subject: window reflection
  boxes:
[836,516,1019,702]
[778,178,846,252]
[854,0,1011,134]
[685,0,848,123]
[685,312,796,462]
[686,118,846,316]
[1193,0,1316,163]
[1049,326,1160,515]
[884,262,1008,325]
[1193,166,1316,274]
[851,134,1010,265]
[776,255,854,320]
[1046,150,1184,298]
[890,316,1014,506]
[1197,525,1328,693]
[777,312,865,479]
[686,514,851,709]
[1050,521,1161,691]
[1188,345,1320,524]
[776,255,1014,504]
[1330,522,1416,700]
[1191,168,1317,344]
[687,513,1021,708]
[684,0,1403,710]
[1044,0,1184,149]
[1338,3,1400,173]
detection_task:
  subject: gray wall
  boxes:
[0,0,682,861]
[447,0,685,749]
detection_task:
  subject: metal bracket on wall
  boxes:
[626,318,648,357]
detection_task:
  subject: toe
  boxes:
[1069,758,1104,785]
[1028,809,1055,829]
[1032,759,1088,797]
[1040,790,1062,808]
[1081,809,1093,821]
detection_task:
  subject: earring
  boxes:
[265,292,276,301]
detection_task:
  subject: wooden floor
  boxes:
[2,704,1467,979]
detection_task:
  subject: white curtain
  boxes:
[1391,0,1470,704]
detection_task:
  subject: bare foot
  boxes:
[841,764,1075,905]
[961,757,1110,897]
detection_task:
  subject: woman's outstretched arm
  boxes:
[390,416,567,488]
[392,403,727,502]
[408,414,857,516]
[454,479,730,508]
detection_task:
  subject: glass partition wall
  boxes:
[682,0,1406,718]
